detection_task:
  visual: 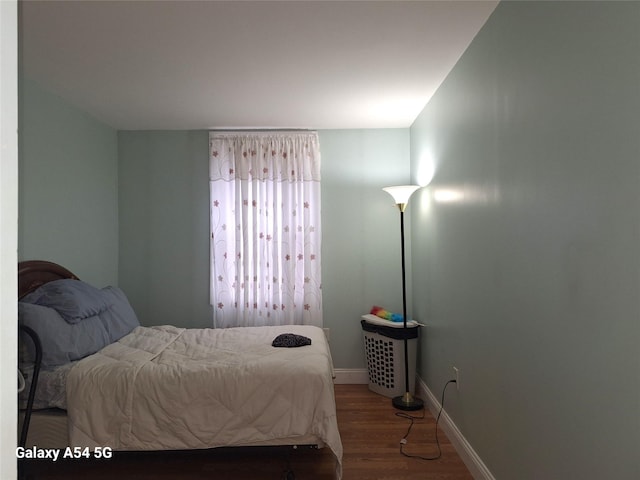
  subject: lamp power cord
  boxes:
[395,379,457,461]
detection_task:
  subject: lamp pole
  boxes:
[383,186,424,411]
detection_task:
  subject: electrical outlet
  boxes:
[453,366,460,390]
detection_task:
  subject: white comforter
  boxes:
[66,324,342,474]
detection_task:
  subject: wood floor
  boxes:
[19,384,473,480]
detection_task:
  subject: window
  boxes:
[209,132,322,328]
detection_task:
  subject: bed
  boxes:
[18,260,342,478]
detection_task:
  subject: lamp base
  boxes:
[392,392,424,411]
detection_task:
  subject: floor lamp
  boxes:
[382,185,424,411]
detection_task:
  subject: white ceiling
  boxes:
[20,0,498,130]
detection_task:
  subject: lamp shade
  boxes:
[382,185,420,207]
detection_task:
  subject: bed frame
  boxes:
[17,260,333,480]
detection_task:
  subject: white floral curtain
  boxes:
[209,131,322,328]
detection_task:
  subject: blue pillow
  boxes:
[22,279,111,324]
[18,302,111,368]
[19,281,140,369]
[99,286,140,343]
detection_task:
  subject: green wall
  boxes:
[18,77,119,286]
[117,131,212,329]
[117,129,410,368]
[319,129,411,368]
[410,2,640,478]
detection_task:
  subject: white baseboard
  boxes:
[416,377,495,480]
[333,368,369,384]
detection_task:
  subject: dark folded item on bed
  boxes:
[272,333,312,347]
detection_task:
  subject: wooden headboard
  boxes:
[18,260,79,299]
